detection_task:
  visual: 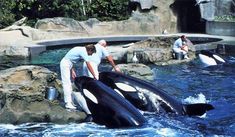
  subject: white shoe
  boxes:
[184,55,189,59]
[65,103,77,109]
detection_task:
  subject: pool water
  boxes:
[0,49,235,136]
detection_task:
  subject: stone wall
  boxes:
[206,21,235,36]
[35,0,177,35]
[199,0,235,20]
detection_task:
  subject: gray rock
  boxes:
[35,17,85,31]
[117,63,154,81]
[125,37,195,64]
[0,65,86,124]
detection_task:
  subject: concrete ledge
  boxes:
[25,35,225,57]
[206,21,235,36]
[25,44,46,57]
[36,36,151,47]
[26,36,152,57]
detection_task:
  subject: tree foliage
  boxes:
[87,0,130,21]
[0,0,16,28]
[0,0,131,29]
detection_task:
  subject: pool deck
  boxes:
[25,33,235,57]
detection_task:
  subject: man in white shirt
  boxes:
[60,44,97,109]
[83,40,121,79]
[173,35,191,59]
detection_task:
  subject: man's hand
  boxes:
[94,76,98,80]
[181,45,189,52]
[114,66,121,73]
[71,69,77,80]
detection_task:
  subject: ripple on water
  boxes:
[0,50,235,136]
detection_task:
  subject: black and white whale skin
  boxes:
[74,76,146,128]
[99,71,214,116]
[199,50,226,67]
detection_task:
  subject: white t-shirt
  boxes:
[63,47,89,63]
[173,38,183,49]
[87,43,109,65]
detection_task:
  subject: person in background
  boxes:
[60,44,97,109]
[83,39,121,79]
[173,35,192,59]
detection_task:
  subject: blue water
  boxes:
[1,49,235,137]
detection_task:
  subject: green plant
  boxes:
[0,0,131,29]
[0,0,16,28]
[214,15,235,22]
[86,0,131,21]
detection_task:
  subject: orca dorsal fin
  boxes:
[183,103,214,116]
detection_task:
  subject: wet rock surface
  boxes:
[0,65,86,124]
[117,63,154,81]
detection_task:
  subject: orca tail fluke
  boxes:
[183,103,214,116]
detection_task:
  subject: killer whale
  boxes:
[199,50,226,67]
[74,76,146,128]
[99,71,214,116]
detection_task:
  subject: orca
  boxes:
[99,71,214,116]
[74,76,146,128]
[199,50,226,67]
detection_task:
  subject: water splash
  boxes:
[183,93,211,118]
[183,93,207,104]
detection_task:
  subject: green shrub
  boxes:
[87,0,130,21]
[0,0,131,29]
[0,0,16,28]
[214,15,235,22]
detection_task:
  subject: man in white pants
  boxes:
[60,44,97,110]
[83,39,121,79]
[173,35,191,59]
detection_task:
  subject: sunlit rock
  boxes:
[0,65,86,124]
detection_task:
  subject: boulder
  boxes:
[117,63,154,81]
[127,37,174,63]
[0,65,86,124]
[124,37,195,64]
[0,26,33,57]
[35,13,161,36]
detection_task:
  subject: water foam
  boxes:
[156,128,176,136]
[183,93,210,118]
[183,93,207,104]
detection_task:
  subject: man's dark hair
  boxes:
[181,35,186,39]
[180,35,187,42]
[85,44,96,53]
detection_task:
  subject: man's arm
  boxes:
[106,55,121,72]
[71,68,77,80]
[86,61,98,80]
[182,40,190,52]
[181,44,189,52]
